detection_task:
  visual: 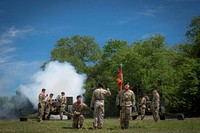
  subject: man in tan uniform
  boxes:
[72,95,89,129]
[116,82,135,129]
[44,93,54,120]
[37,88,48,122]
[90,83,111,129]
[140,94,147,120]
[59,92,67,120]
[152,89,160,122]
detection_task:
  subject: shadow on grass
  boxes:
[62,127,94,130]
[62,126,119,130]
[62,127,74,129]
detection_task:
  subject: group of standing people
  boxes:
[36,89,67,122]
[116,82,160,129]
[37,82,160,129]
[70,82,111,129]
[139,89,160,122]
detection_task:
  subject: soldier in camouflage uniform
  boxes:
[37,88,48,122]
[44,93,54,120]
[72,95,89,129]
[59,92,67,120]
[116,82,135,129]
[152,89,160,122]
[140,94,147,120]
[90,83,111,129]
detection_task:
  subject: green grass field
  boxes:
[0,117,200,133]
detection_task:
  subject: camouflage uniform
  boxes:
[152,91,160,122]
[90,87,111,129]
[140,96,146,120]
[59,96,67,120]
[44,96,53,120]
[37,93,47,122]
[72,102,88,128]
[116,89,135,129]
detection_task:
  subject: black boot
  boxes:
[80,124,83,128]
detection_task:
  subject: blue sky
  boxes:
[0,0,199,96]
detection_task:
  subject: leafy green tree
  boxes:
[186,16,200,58]
[50,35,102,73]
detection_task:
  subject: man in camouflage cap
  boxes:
[37,88,48,122]
[59,92,67,120]
[140,93,148,120]
[72,95,89,129]
[116,82,135,129]
[152,89,160,122]
[90,82,111,129]
[44,93,54,120]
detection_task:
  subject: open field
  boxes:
[0,117,200,133]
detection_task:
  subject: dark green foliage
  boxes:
[50,35,102,73]
[186,16,200,58]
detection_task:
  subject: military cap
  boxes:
[76,95,82,99]
[123,82,130,86]
[143,93,147,96]
[98,82,104,88]
[42,88,46,91]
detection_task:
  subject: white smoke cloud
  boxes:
[19,61,87,109]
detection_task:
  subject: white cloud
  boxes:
[136,9,157,17]
[0,56,13,64]
[1,26,34,44]
[135,2,173,17]
[115,6,162,25]
[0,26,34,63]
[0,39,12,45]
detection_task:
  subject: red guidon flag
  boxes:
[115,65,123,91]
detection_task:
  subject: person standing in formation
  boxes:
[59,92,67,120]
[152,89,160,122]
[140,93,148,120]
[44,93,54,120]
[90,83,111,129]
[116,82,135,129]
[37,88,48,122]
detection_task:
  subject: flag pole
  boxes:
[119,63,123,92]
[119,63,123,129]
[115,63,123,129]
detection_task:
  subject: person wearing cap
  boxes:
[44,93,54,120]
[116,82,135,129]
[72,95,90,129]
[37,88,48,122]
[90,82,111,129]
[140,93,148,120]
[59,92,67,120]
[152,89,160,122]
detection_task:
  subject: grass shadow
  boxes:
[62,126,94,130]
[62,127,74,129]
